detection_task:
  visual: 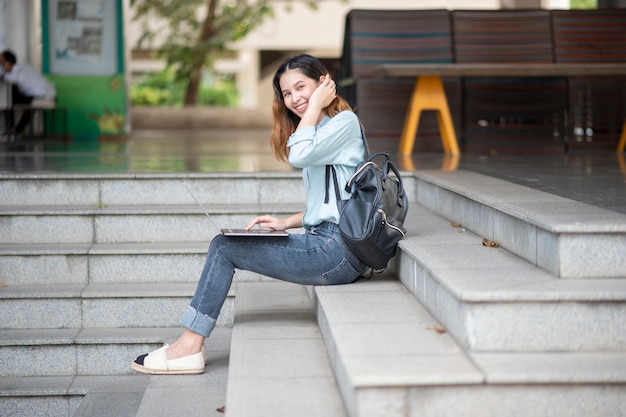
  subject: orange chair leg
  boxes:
[399,81,424,156]
[618,119,626,153]
[398,75,459,156]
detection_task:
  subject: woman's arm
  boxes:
[245,212,304,231]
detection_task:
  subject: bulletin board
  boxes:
[44,0,121,75]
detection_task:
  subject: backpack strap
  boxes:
[360,123,371,158]
[324,123,370,204]
[324,165,341,204]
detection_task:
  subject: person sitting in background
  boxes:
[0,49,56,136]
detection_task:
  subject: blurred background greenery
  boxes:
[130,68,238,107]
[570,0,597,8]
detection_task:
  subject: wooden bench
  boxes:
[552,9,626,151]
[335,9,458,153]
[11,102,68,141]
[451,10,568,155]
[337,8,626,155]
[377,62,626,155]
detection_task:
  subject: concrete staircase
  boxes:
[0,173,305,416]
[224,170,626,417]
[1,170,625,416]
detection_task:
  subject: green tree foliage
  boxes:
[130,68,238,107]
[570,0,597,8]
[130,0,324,107]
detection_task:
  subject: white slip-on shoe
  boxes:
[143,343,208,363]
[131,346,205,375]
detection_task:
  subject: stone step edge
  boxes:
[0,203,304,215]
[0,326,186,347]
[416,169,626,234]
[0,172,304,180]
[224,281,346,417]
[0,282,204,299]
[0,174,312,207]
[0,284,234,331]
[310,277,626,390]
[0,375,149,397]
[0,327,184,378]
[397,205,626,303]
[415,170,626,278]
[0,172,417,208]
[1,170,413,182]
[310,275,481,391]
[395,204,626,351]
[0,241,211,255]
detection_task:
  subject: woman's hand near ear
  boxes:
[309,74,336,110]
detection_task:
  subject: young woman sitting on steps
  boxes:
[131,53,366,375]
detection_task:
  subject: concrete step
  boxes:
[0,242,209,285]
[0,242,289,286]
[0,173,308,206]
[132,326,233,417]
[8,169,620,277]
[225,281,346,417]
[312,275,626,417]
[0,283,234,330]
[0,327,233,417]
[0,375,149,417]
[0,241,292,285]
[0,204,302,244]
[0,327,184,377]
[415,170,626,278]
[395,203,626,352]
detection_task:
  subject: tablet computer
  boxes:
[221,228,290,237]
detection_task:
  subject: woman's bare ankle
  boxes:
[166,330,205,360]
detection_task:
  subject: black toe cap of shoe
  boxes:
[134,353,148,366]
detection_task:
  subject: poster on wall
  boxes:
[48,0,117,75]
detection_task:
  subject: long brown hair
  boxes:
[271,54,353,162]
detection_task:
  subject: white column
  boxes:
[28,0,41,70]
[543,0,570,8]
[0,0,8,51]
[236,49,258,109]
[1,0,31,65]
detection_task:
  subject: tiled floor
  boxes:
[1,128,625,215]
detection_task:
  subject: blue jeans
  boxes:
[180,222,366,337]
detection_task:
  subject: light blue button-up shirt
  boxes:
[287,110,365,228]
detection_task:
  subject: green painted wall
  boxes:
[47,74,126,141]
[42,0,127,142]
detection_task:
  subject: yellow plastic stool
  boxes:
[398,75,460,156]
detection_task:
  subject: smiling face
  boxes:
[279,68,320,117]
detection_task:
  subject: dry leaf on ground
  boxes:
[482,238,499,248]
[426,326,447,334]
